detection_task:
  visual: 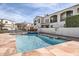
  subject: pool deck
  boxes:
[0,33,16,56]
[0,33,79,56]
[23,41,79,56]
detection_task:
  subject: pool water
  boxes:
[16,34,66,53]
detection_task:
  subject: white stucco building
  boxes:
[34,4,79,28]
[0,19,16,30]
[34,16,44,29]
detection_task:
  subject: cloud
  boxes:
[0,4,29,23]
[0,3,77,23]
[25,3,57,8]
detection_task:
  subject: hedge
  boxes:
[65,15,79,27]
[0,30,9,33]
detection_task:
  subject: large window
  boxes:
[51,25,53,28]
[38,19,40,23]
[60,12,66,21]
[34,20,36,25]
[77,8,79,13]
[53,15,57,22]
[50,17,53,23]
[45,19,49,23]
[66,10,73,17]
[50,15,57,23]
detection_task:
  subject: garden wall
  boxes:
[38,28,79,37]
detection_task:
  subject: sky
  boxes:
[0,3,77,23]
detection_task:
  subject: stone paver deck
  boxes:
[23,41,79,56]
[0,33,79,56]
[0,33,16,56]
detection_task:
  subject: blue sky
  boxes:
[0,3,77,23]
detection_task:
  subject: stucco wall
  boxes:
[38,28,56,33]
[38,28,79,37]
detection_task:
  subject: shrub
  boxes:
[0,30,9,33]
[65,15,79,27]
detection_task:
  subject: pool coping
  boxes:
[39,32,79,41]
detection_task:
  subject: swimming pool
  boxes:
[16,34,66,53]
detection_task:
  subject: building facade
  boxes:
[34,4,79,28]
[15,22,34,31]
[0,19,16,30]
[34,16,44,28]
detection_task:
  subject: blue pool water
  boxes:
[16,34,66,53]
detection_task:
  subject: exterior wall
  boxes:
[34,4,79,38]
[3,19,13,24]
[16,23,35,31]
[44,15,50,24]
[34,4,79,28]
[38,28,79,37]
[40,17,44,24]
[34,16,44,28]
[38,28,56,33]
[55,28,79,37]
[41,15,50,28]
[48,4,79,28]
[47,13,66,28]
[34,23,41,29]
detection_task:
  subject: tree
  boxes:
[0,19,4,30]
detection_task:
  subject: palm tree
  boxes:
[0,19,4,30]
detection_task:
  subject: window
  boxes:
[50,19,53,23]
[5,21,8,23]
[60,12,66,21]
[34,23,36,25]
[38,19,40,23]
[41,25,49,28]
[50,15,57,23]
[45,25,49,28]
[50,17,53,23]
[34,20,36,25]
[51,25,53,28]
[50,16,53,23]
[77,8,79,13]
[34,20,36,23]
[45,19,49,23]
[53,16,57,22]
[41,25,44,28]
[66,11,73,17]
